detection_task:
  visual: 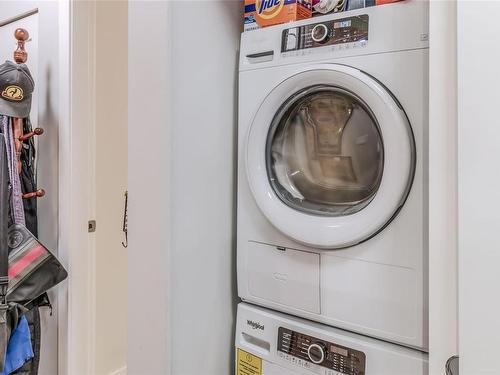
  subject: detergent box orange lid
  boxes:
[244,0,313,31]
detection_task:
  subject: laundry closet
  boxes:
[2,1,500,375]
[128,1,459,375]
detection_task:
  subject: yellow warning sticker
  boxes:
[237,348,262,375]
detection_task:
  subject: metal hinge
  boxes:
[88,220,96,233]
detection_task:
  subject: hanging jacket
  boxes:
[0,116,41,375]
[11,118,40,375]
[0,133,11,372]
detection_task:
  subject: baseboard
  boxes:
[108,366,126,375]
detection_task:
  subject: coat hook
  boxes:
[19,127,43,142]
[14,28,29,64]
[122,191,128,248]
[12,29,30,174]
[22,188,45,199]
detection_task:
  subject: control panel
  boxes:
[277,327,366,375]
[281,15,369,53]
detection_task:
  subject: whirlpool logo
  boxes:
[256,0,283,19]
[247,320,265,331]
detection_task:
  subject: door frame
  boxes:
[59,1,97,374]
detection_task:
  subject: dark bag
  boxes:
[0,132,66,371]
[6,224,67,304]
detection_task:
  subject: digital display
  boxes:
[334,20,352,29]
[331,345,349,357]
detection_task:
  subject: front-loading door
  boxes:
[246,64,415,249]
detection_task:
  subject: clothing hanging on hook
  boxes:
[0,29,44,375]
[19,118,37,237]
[0,116,25,226]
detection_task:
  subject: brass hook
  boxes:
[22,188,45,199]
[19,127,44,142]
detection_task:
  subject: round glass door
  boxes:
[245,65,414,248]
[267,85,384,216]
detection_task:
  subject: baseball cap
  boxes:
[0,61,34,118]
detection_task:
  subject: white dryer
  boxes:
[237,1,429,350]
[236,303,428,375]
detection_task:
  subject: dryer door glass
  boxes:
[267,85,384,216]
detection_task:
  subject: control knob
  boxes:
[307,342,327,364]
[311,24,329,43]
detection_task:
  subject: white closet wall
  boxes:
[169,2,241,374]
[457,2,500,374]
[128,2,242,374]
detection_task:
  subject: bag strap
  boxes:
[1,116,25,225]
[0,134,9,303]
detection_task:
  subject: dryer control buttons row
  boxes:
[278,351,312,370]
[277,327,366,375]
[281,40,368,59]
[281,14,369,53]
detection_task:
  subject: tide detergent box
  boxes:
[244,0,313,31]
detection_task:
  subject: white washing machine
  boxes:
[236,303,428,375]
[237,1,429,350]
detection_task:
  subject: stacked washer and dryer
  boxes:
[236,1,429,374]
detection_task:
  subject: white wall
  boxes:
[128,2,171,374]
[169,2,241,374]
[457,2,500,374]
[128,1,241,374]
